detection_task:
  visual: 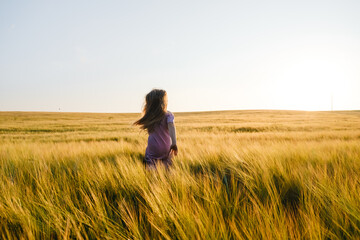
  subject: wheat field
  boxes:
[0,110,359,239]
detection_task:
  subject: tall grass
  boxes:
[0,110,360,239]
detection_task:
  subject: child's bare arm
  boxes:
[168,122,178,155]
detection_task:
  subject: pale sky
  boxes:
[1,0,359,113]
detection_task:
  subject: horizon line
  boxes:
[1,109,359,114]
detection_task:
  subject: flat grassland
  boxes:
[0,110,360,239]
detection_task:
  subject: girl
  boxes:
[134,89,178,169]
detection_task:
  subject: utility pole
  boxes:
[331,94,333,111]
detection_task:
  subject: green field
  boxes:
[1,110,360,239]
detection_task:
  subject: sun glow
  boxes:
[274,51,351,111]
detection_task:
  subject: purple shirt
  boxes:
[145,111,175,160]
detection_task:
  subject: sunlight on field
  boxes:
[0,110,360,239]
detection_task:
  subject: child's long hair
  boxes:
[134,89,168,133]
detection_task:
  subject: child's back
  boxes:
[145,111,175,167]
[134,89,178,169]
